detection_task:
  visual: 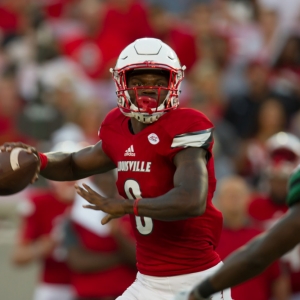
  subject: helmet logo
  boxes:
[148,133,159,145]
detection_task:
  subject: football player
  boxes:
[1,38,232,300]
[174,165,300,300]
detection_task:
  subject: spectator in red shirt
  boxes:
[62,177,136,300]
[11,180,75,300]
[216,175,290,300]
[147,4,197,71]
[104,0,153,44]
[60,0,128,80]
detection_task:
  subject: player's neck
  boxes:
[129,118,149,134]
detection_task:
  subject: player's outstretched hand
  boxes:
[75,183,126,224]
[0,142,40,183]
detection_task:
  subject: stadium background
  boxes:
[0,0,300,299]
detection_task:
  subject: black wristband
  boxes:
[193,278,217,299]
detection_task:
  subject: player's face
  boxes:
[127,70,169,109]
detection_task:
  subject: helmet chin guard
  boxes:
[110,38,186,124]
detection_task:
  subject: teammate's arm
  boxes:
[188,202,300,300]
[1,141,116,181]
[78,147,209,222]
[12,236,56,265]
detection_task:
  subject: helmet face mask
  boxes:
[111,38,185,124]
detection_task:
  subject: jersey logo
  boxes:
[148,133,159,145]
[124,145,135,156]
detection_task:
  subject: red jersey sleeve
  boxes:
[159,108,214,162]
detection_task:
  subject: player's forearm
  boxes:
[40,152,81,181]
[125,185,207,221]
[41,151,102,181]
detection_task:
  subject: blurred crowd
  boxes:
[1,0,300,299]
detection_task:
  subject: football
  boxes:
[0,148,39,195]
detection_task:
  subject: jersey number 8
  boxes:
[124,179,153,235]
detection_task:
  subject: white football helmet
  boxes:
[110,38,186,124]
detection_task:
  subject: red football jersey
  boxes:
[19,189,72,284]
[71,217,136,298]
[99,108,223,276]
[217,227,281,300]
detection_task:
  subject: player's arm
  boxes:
[41,141,116,181]
[78,147,209,222]
[1,141,116,181]
[131,147,208,220]
[189,202,300,300]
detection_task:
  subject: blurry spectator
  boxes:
[147,4,197,71]
[270,34,300,117]
[189,2,239,98]
[50,100,107,148]
[216,175,290,300]
[258,0,300,30]
[234,98,287,185]
[252,5,281,63]
[75,101,107,144]
[0,0,28,43]
[144,0,206,15]
[63,179,136,300]
[249,132,300,298]
[225,61,277,138]
[60,0,128,79]
[17,81,64,142]
[189,64,225,120]
[41,0,79,20]
[188,65,240,180]
[189,3,231,69]
[11,180,75,300]
[0,72,34,145]
[104,0,152,43]
[189,3,214,50]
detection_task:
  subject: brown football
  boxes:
[0,148,39,195]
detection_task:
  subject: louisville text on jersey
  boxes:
[117,161,152,172]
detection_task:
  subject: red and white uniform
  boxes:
[249,195,300,296]
[70,182,137,298]
[99,108,223,277]
[18,189,74,300]
[217,226,282,300]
